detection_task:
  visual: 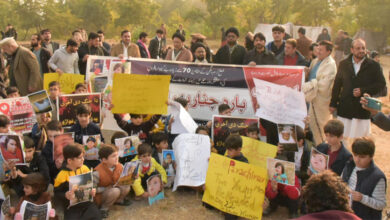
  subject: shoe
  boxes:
[115,199,132,206]
[100,210,109,219]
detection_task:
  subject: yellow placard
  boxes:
[111,73,171,114]
[241,136,278,168]
[44,73,85,94]
[202,153,267,220]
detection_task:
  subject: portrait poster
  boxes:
[115,136,141,157]
[162,150,176,177]
[0,134,24,164]
[69,171,93,207]
[267,158,295,186]
[147,174,164,205]
[57,93,101,128]
[27,90,53,114]
[277,124,298,152]
[82,135,101,161]
[20,201,51,220]
[309,148,329,174]
[116,160,140,186]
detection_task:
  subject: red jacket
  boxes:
[265,175,300,200]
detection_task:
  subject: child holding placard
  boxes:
[54,144,100,219]
[70,104,104,145]
[132,143,167,199]
[93,144,130,218]
[151,132,169,164]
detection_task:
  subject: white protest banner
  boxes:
[168,101,198,134]
[254,78,307,128]
[172,134,211,191]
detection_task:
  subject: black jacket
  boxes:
[243,48,277,65]
[148,37,162,59]
[136,41,149,58]
[77,42,108,75]
[342,161,386,220]
[276,51,309,67]
[214,44,246,65]
[41,140,59,184]
[230,153,249,163]
[69,121,104,145]
[316,143,352,176]
[31,47,51,74]
[330,55,386,119]
[114,114,161,143]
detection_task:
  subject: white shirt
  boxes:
[122,42,129,58]
[194,59,208,64]
[352,57,365,75]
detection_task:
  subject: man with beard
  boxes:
[0,37,42,96]
[165,33,192,62]
[330,39,386,144]
[111,30,140,59]
[214,27,246,65]
[243,32,276,65]
[40,29,59,54]
[192,43,208,63]
[78,32,108,75]
[190,33,211,62]
[30,33,51,76]
[49,39,80,74]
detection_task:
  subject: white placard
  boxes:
[172,134,211,191]
[168,101,198,134]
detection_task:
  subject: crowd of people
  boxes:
[0,23,387,220]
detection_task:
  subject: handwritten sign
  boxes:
[168,101,198,134]
[241,136,277,168]
[44,73,85,94]
[202,153,267,220]
[111,73,171,114]
[172,134,211,191]
[254,78,307,128]
[0,97,36,133]
[57,93,101,127]
[212,115,259,154]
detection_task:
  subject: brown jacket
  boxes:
[94,163,123,206]
[13,46,42,96]
[165,47,193,62]
[110,42,141,58]
[296,36,312,60]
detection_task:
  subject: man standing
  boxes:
[149,29,164,59]
[175,24,185,37]
[40,29,59,54]
[0,37,42,95]
[78,32,108,75]
[97,30,111,54]
[110,30,140,59]
[243,32,276,65]
[266,25,286,56]
[342,32,353,58]
[31,33,51,76]
[330,39,386,142]
[303,41,337,145]
[214,27,246,65]
[334,30,345,67]
[276,39,308,66]
[136,32,150,58]
[316,28,331,42]
[3,24,17,40]
[296,27,312,60]
[190,33,211,62]
[72,30,84,45]
[192,43,208,63]
[49,39,79,74]
[165,33,192,62]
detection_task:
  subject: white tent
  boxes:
[353,29,387,53]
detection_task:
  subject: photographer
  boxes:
[360,93,390,131]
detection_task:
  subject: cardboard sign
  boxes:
[241,136,277,168]
[44,73,85,94]
[0,97,36,133]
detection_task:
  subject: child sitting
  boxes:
[113,113,161,143]
[70,104,104,144]
[151,132,169,164]
[342,138,387,220]
[315,119,352,176]
[93,144,131,218]
[0,115,13,134]
[74,83,87,94]
[84,136,100,168]
[110,131,133,164]
[6,86,20,98]
[41,120,64,184]
[13,173,55,219]
[132,143,167,199]
[54,144,101,220]
[7,136,50,197]
[225,134,248,163]
[246,124,259,140]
